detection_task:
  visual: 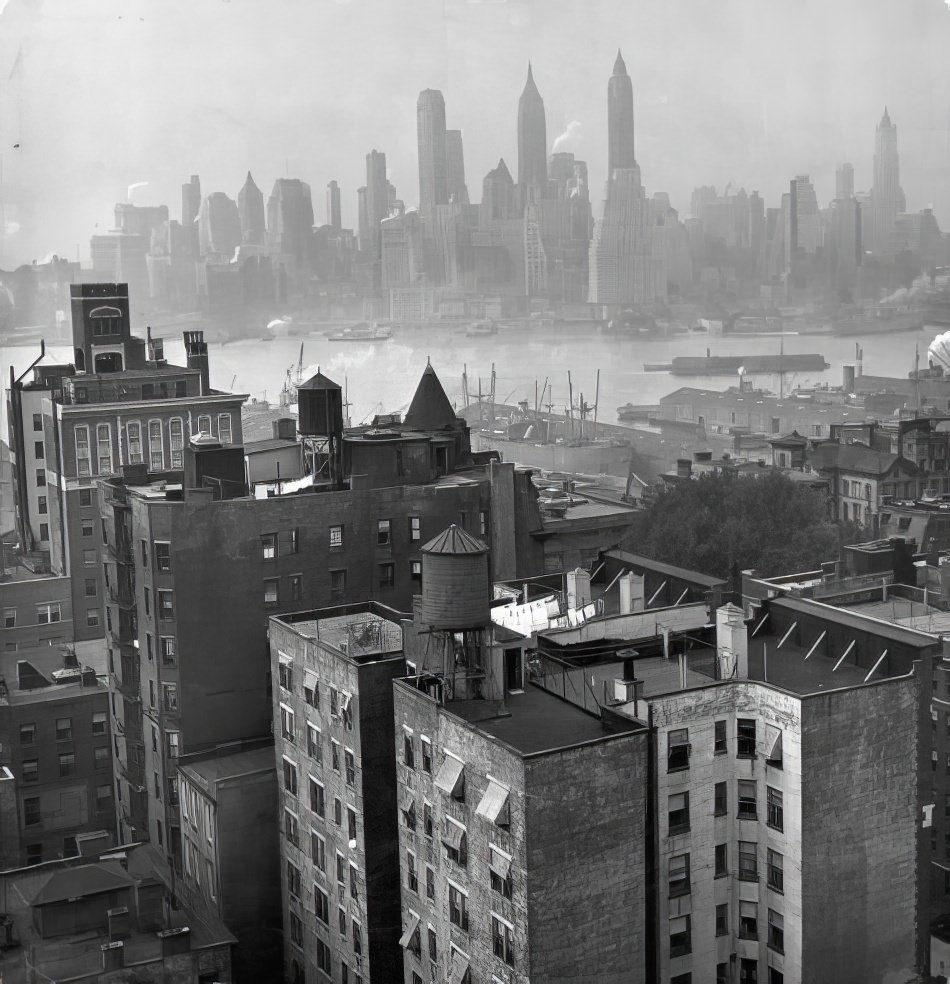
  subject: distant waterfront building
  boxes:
[786,174,821,260]
[867,108,905,257]
[517,63,547,204]
[607,50,636,174]
[446,129,469,205]
[238,171,266,246]
[482,159,517,221]
[326,180,342,230]
[828,196,862,293]
[198,192,242,259]
[836,162,855,201]
[417,89,448,215]
[181,174,201,228]
[267,178,315,272]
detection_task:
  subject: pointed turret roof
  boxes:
[613,49,627,75]
[491,158,513,183]
[421,524,488,556]
[298,369,341,391]
[403,361,457,431]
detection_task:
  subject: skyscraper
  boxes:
[237,171,265,245]
[266,179,314,269]
[417,89,448,214]
[364,149,389,254]
[836,162,855,201]
[326,180,341,230]
[482,158,516,220]
[517,63,547,203]
[198,192,242,259]
[446,130,469,204]
[607,50,635,174]
[868,108,905,256]
[181,174,201,227]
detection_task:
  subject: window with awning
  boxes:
[447,949,470,984]
[475,778,510,828]
[435,754,465,800]
[398,912,421,954]
[442,818,467,866]
[765,724,783,767]
[401,793,417,831]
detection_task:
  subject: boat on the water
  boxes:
[465,320,498,338]
[669,353,828,375]
[643,362,673,372]
[328,323,393,342]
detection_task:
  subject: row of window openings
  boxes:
[144,634,177,664]
[20,715,107,744]
[280,716,357,784]
[669,907,785,959]
[277,666,353,730]
[669,783,784,832]
[73,416,233,478]
[21,746,110,785]
[669,844,785,896]
[146,680,179,713]
[4,604,62,628]
[403,893,514,969]
[667,718,782,772]
[23,784,114,827]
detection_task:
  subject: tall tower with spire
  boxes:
[417,89,448,215]
[517,63,548,205]
[237,171,265,245]
[868,107,904,256]
[607,50,635,175]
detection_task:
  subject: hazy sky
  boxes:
[1,0,949,267]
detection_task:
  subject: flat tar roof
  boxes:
[447,685,628,756]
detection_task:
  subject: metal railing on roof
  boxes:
[527,652,601,717]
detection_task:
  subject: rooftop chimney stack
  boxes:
[183,330,210,395]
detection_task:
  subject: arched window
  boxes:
[148,420,164,471]
[96,423,113,475]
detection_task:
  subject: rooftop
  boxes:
[275,604,407,661]
[446,685,624,756]
[179,744,276,791]
[0,640,108,704]
[604,548,728,588]
[245,437,300,454]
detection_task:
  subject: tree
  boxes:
[622,471,861,582]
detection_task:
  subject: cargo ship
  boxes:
[669,353,828,376]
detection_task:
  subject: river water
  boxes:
[4,322,942,435]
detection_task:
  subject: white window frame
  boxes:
[217,413,232,445]
[169,417,184,469]
[148,419,164,471]
[126,420,143,465]
[197,414,212,436]
[75,424,91,477]
[96,422,113,475]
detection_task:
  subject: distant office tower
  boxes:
[828,196,862,293]
[588,166,664,304]
[357,187,368,249]
[482,159,517,220]
[868,108,905,256]
[836,162,855,201]
[326,180,342,230]
[381,207,425,290]
[446,130,469,204]
[524,201,547,297]
[181,175,201,227]
[198,192,242,259]
[267,178,314,266]
[517,63,547,202]
[749,190,765,275]
[786,175,821,261]
[237,172,265,245]
[607,50,635,174]
[417,89,448,214]
[364,150,390,254]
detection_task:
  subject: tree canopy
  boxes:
[622,471,860,582]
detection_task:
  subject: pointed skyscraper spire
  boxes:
[517,60,547,202]
[613,49,627,75]
[607,51,635,173]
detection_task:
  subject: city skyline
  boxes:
[1,0,950,267]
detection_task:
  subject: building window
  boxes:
[290,574,302,602]
[148,420,164,470]
[767,786,784,831]
[350,863,359,900]
[421,737,432,772]
[669,853,690,896]
[668,792,690,834]
[353,918,363,955]
[37,495,47,515]
[33,412,42,432]
[490,847,513,899]
[59,752,75,777]
[423,801,433,838]
[96,784,113,811]
[285,813,300,850]
[86,608,100,627]
[282,757,298,796]
[261,533,277,560]
[765,724,783,768]
[409,516,421,541]
[714,718,727,753]
[24,797,41,826]
[768,969,783,984]
[160,636,176,665]
[309,777,325,816]
[426,865,436,901]
[280,703,295,742]
[767,849,784,893]
[331,739,340,773]
[667,728,690,771]
[669,914,691,958]
[278,654,293,691]
[34,439,44,459]
[56,717,72,741]
[402,801,417,836]
[737,718,756,757]
[404,732,415,768]
[739,900,758,940]
[37,603,61,624]
[3,609,14,629]
[713,780,727,816]
[714,842,727,878]
[307,724,321,760]
[377,519,391,546]
[83,548,97,566]
[75,425,91,477]
[126,421,143,464]
[92,712,107,736]
[347,805,357,842]
[738,841,758,881]
[329,525,343,548]
[448,883,469,931]
[19,722,35,745]
[442,818,468,867]
[715,903,728,937]
[81,519,94,537]
[345,749,356,786]
[162,682,178,712]
[22,760,38,783]
[155,541,171,572]
[263,579,279,607]
[315,937,330,971]
[491,914,515,966]
[84,577,97,597]
[334,797,343,828]
[39,523,49,541]
[218,414,232,444]
[671,976,692,984]
[311,830,326,872]
[767,908,784,953]
[166,732,179,759]
[95,423,113,474]
[35,467,45,486]
[169,418,184,469]
[158,589,174,618]
[407,851,419,893]
[378,563,395,588]
[738,779,757,819]
[330,569,346,601]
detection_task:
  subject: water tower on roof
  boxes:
[297,369,344,488]
[418,525,494,701]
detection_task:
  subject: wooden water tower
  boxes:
[297,369,344,487]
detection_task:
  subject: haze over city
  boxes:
[2,0,950,265]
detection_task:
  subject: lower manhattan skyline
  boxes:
[1,0,950,266]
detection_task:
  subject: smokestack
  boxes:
[183,330,210,395]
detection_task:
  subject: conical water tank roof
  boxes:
[403,362,457,431]
[298,370,341,391]
[420,525,490,629]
